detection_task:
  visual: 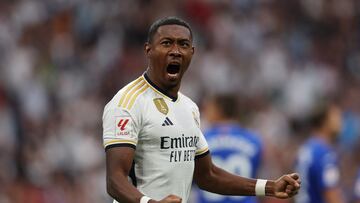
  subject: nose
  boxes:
[169,45,182,57]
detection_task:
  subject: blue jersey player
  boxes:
[295,103,344,203]
[196,94,263,203]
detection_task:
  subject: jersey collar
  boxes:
[143,73,178,102]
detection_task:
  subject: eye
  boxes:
[161,40,171,46]
[179,41,190,48]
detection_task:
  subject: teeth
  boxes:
[167,73,179,78]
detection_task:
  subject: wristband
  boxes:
[255,179,267,196]
[140,196,152,203]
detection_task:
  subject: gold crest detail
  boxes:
[153,98,169,115]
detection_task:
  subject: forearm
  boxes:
[107,172,144,203]
[196,165,274,196]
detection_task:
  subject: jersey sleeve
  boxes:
[317,152,340,189]
[102,105,140,150]
[192,105,209,159]
[195,131,209,159]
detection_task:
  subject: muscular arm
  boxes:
[106,147,143,203]
[106,147,182,203]
[194,153,300,198]
[324,188,345,203]
[194,153,274,196]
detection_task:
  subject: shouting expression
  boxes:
[145,24,194,92]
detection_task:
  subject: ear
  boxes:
[144,42,151,57]
[191,46,195,55]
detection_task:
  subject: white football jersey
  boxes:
[102,74,209,203]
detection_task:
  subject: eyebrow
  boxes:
[160,37,191,42]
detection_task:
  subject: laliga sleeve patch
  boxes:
[115,117,132,136]
[323,165,339,187]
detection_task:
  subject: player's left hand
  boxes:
[273,173,301,199]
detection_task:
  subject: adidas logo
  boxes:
[162,117,174,126]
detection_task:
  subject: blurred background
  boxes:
[0,0,359,202]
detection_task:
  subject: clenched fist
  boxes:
[272,173,301,199]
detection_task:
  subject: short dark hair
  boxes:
[147,16,193,43]
[308,102,332,129]
[213,94,238,119]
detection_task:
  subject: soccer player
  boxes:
[103,16,301,203]
[195,94,263,203]
[294,103,344,203]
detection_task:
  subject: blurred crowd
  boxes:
[0,0,359,202]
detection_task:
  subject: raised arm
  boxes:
[194,153,301,199]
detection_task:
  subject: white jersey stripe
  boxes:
[118,77,144,107]
[121,80,146,108]
[126,84,149,109]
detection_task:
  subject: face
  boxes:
[203,99,221,124]
[145,24,194,89]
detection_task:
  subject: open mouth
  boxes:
[166,64,181,74]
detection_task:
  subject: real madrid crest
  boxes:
[153,98,169,115]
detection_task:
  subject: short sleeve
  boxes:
[195,131,209,159]
[318,153,340,189]
[192,106,209,159]
[102,106,140,150]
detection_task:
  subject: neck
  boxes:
[314,129,333,145]
[145,70,179,100]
